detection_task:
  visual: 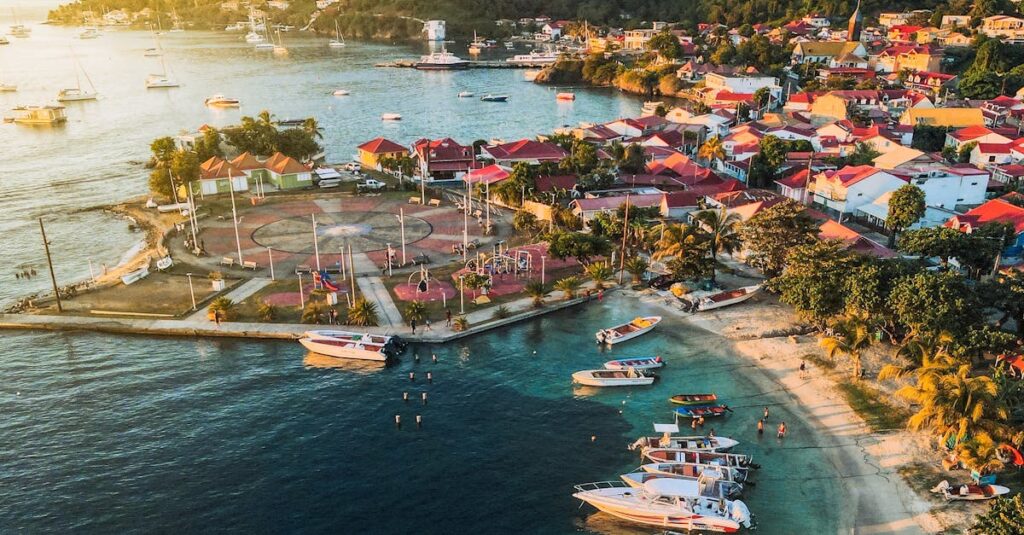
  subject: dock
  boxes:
[376,60,554,69]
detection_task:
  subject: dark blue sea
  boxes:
[0,294,841,533]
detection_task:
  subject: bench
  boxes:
[428,198,442,207]
[220,257,235,267]
[243,261,259,270]
[408,196,421,204]
[295,264,311,274]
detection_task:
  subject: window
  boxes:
[989,156,996,162]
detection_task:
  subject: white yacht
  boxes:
[332,89,350,96]
[57,51,98,102]
[145,34,178,88]
[328,19,345,48]
[415,47,469,70]
[205,94,240,107]
[507,50,559,66]
[573,479,751,532]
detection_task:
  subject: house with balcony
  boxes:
[412,137,475,180]
[873,45,942,73]
[480,139,568,165]
[982,15,1024,44]
[810,165,906,220]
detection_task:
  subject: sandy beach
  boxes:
[637,285,955,534]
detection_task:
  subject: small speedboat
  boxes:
[302,330,406,354]
[556,92,575,101]
[620,468,742,498]
[605,356,663,370]
[931,480,1011,501]
[146,74,179,89]
[457,91,474,98]
[572,479,751,532]
[643,448,757,471]
[572,367,654,387]
[670,393,718,406]
[480,94,509,102]
[629,434,739,453]
[640,462,749,484]
[205,94,240,107]
[144,48,162,57]
[687,285,762,312]
[299,331,402,362]
[596,316,661,345]
[332,89,350,96]
[674,405,732,419]
[381,113,402,121]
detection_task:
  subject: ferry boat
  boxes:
[506,50,559,66]
[596,316,661,345]
[572,367,655,387]
[6,105,67,125]
[205,94,240,107]
[573,479,751,532]
[299,331,404,361]
[415,48,470,70]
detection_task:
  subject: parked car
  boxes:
[357,179,386,191]
[344,162,362,172]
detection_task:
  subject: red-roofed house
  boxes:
[197,156,248,195]
[776,169,812,204]
[993,164,1024,185]
[945,125,1011,151]
[357,137,409,169]
[818,220,895,257]
[970,142,1015,168]
[945,194,1024,258]
[480,139,568,165]
[646,152,717,182]
[263,152,313,189]
[605,116,668,138]
[570,194,663,225]
[413,137,475,179]
[705,189,787,220]
[810,165,905,219]
[463,164,511,185]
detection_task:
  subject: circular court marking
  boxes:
[251,211,432,254]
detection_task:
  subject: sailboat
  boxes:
[272,28,288,55]
[468,30,483,54]
[57,49,98,102]
[244,6,264,43]
[328,19,345,48]
[255,16,275,50]
[144,23,163,56]
[9,8,30,38]
[146,34,179,89]
[168,8,185,33]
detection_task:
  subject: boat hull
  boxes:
[597,316,661,345]
[670,393,718,405]
[574,490,742,533]
[415,62,469,70]
[604,357,663,370]
[572,370,654,387]
[299,338,389,362]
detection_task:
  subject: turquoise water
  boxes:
[0,294,840,533]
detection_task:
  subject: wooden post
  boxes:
[39,218,62,312]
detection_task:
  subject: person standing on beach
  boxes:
[800,361,807,377]
[757,419,764,435]
[445,308,452,327]
[410,318,417,335]
[777,422,787,439]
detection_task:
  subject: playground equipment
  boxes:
[464,248,534,279]
[407,265,435,294]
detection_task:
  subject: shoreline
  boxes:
[637,288,949,534]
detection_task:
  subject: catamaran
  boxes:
[573,479,751,532]
[596,316,661,345]
[328,19,346,48]
[57,50,98,102]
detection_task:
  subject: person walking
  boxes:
[410,318,417,335]
[799,360,807,377]
[445,308,452,327]
[777,422,787,439]
[757,418,764,435]
[763,406,770,421]
[424,318,432,331]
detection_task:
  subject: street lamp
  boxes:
[298,272,305,309]
[541,255,546,285]
[386,243,393,277]
[267,247,275,280]
[186,272,196,311]
[459,274,465,315]
[397,208,407,266]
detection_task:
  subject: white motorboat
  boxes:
[205,94,240,107]
[77,27,100,39]
[299,331,402,361]
[687,285,762,312]
[506,50,559,66]
[0,35,9,45]
[643,448,757,471]
[381,113,402,121]
[931,480,1011,501]
[457,91,474,98]
[479,94,509,102]
[640,462,749,484]
[629,424,738,452]
[572,367,654,387]
[620,468,742,498]
[146,74,179,89]
[332,89,351,96]
[121,266,150,286]
[6,105,67,125]
[596,316,661,345]
[329,20,346,48]
[604,356,663,370]
[573,479,751,532]
[415,47,470,70]
[302,330,403,353]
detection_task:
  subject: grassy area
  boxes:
[34,272,231,318]
[836,381,912,432]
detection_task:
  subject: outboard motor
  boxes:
[730,500,752,528]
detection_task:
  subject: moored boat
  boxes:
[596,316,661,345]
[556,92,575,101]
[457,91,474,98]
[573,479,751,532]
[931,480,1010,501]
[415,48,469,70]
[480,94,509,102]
[0,82,15,92]
[670,393,719,405]
[299,332,402,361]
[674,405,732,419]
[643,448,757,471]
[205,94,240,107]
[6,105,67,125]
[381,113,402,121]
[572,367,654,387]
[332,89,351,96]
[604,356,663,370]
[57,87,98,102]
[640,462,749,484]
[629,427,739,452]
[302,330,406,354]
[506,50,559,66]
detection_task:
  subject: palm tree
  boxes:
[956,432,1005,475]
[625,256,649,284]
[879,331,956,381]
[896,364,1007,445]
[525,280,550,307]
[405,300,426,322]
[698,135,725,165]
[452,315,469,332]
[257,301,276,321]
[347,298,379,326]
[652,223,701,261]
[585,262,613,290]
[302,117,324,140]
[819,312,873,380]
[695,207,742,283]
[257,109,274,129]
[208,297,236,321]
[553,275,582,299]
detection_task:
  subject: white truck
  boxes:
[356,179,386,192]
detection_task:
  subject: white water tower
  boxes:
[424,20,446,41]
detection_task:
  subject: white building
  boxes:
[424,20,446,41]
[704,73,781,100]
[982,16,1024,43]
[811,165,906,219]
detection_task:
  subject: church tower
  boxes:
[847,0,863,42]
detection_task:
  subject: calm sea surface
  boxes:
[0,22,638,306]
[0,294,842,533]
